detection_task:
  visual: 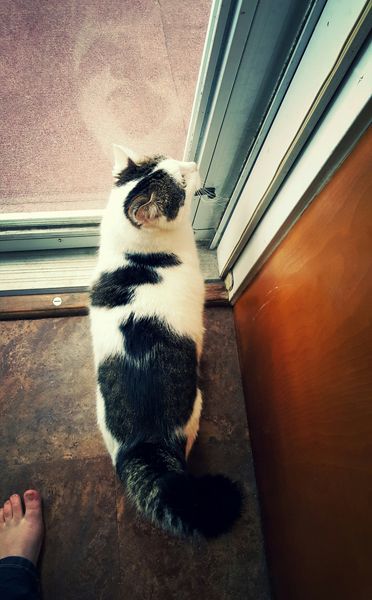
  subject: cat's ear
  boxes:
[112,144,140,176]
[130,192,161,226]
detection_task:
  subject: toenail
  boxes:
[26,492,36,500]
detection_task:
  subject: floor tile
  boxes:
[0,317,105,466]
[0,457,121,600]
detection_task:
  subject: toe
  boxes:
[10,494,23,522]
[3,500,13,522]
[0,508,4,523]
[24,490,42,518]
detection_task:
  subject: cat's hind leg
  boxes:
[183,388,202,458]
[96,386,120,464]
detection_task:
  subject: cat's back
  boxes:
[89,245,205,367]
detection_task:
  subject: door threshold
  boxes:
[0,244,228,319]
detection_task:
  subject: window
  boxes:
[0,0,210,214]
[1,0,370,299]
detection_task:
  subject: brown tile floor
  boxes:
[0,308,270,599]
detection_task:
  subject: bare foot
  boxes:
[0,490,44,566]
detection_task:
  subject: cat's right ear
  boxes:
[112,144,140,176]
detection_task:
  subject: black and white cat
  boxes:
[89,145,241,537]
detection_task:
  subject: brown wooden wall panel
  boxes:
[234,127,372,600]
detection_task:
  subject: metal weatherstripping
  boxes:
[0,199,219,253]
[186,0,325,240]
[0,244,220,296]
[0,248,98,295]
[183,0,235,163]
[0,210,102,252]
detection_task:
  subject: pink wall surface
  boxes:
[0,0,210,212]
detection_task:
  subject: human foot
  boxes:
[0,490,44,566]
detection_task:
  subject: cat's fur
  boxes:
[89,145,242,537]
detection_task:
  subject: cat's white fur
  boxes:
[90,146,205,463]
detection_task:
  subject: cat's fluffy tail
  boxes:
[116,440,242,538]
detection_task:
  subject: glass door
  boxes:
[0,0,211,215]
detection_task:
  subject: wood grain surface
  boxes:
[234,127,372,599]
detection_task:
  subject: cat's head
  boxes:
[110,145,200,230]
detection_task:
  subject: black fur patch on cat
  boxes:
[125,252,181,268]
[117,440,186,480]
[116,441,243,538]
[90,253,181,308]
[124,170,185,227]
[90,265,160,307]
[97,306,243,539]
[115,156,164,186]
[98,315,198,442]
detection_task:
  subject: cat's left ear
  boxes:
[112,144,140,176]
